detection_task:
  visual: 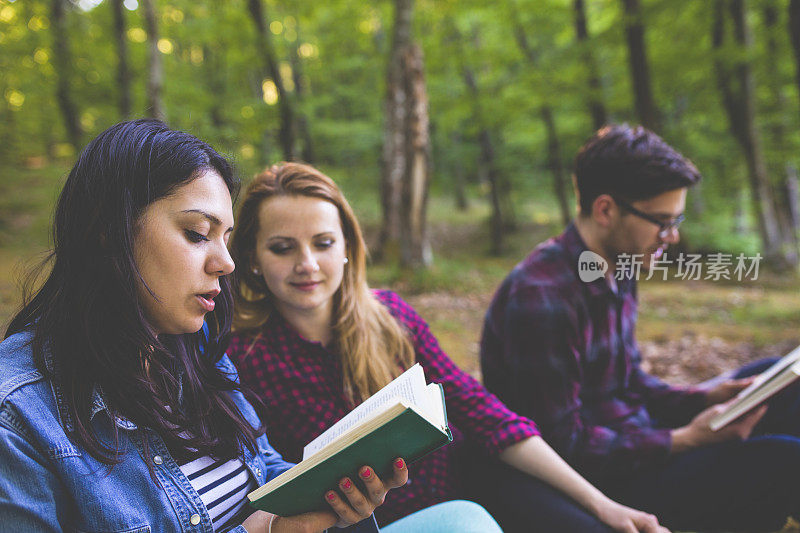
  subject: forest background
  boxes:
[1,0,799,385]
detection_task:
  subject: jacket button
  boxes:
[190,514,201,525]
[153,455,163,465]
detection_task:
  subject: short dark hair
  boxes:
[7,119,268,469]
[574,124,701,214]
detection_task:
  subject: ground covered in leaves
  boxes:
[404,286,799,388]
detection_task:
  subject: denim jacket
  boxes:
[0,330,295,533]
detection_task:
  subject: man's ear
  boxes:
[591,194,617,228]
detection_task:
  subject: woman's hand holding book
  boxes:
[242,457,408,532]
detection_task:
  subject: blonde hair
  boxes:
[229,162,415,404]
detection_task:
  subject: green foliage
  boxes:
[1,0,800,256]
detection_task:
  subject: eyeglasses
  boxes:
[613,197,685,239]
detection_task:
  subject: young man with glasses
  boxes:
[479,124,800,531]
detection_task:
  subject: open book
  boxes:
[709,344,800,431]
[247,364,453,516]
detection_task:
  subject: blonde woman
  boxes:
[227,162,669,533]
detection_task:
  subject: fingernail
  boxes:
[394,459,405,469]
[342,478,352,490]
[326,491,336,500]
[360,467,372,479]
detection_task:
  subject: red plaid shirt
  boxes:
[481,224,708,485]
[228,289,539,525]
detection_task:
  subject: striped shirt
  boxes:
[178,455,256,531]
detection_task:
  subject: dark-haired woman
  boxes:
[0,120,499,533]
[227,162,670,533]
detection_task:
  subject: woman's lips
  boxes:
[196,294,216,312]
[291,281,320,291]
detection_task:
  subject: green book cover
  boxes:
[248,387,452,516]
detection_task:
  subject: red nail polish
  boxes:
[326,491,336,500]
[360,467,372,479]
[394,459,405,469]
[342,478,352,489]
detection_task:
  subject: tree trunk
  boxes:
[203,4,227,130]
[712,0,783,260]
[786,164,800,263]
[141,0,165,122]
[789,0,800,122]
[787,0,800,265]
[290,31,315,163]
[511,19,570,226]
[734,188,748,235]
[111,0,131,119]
[764,4,798,267]
[51,0,82,150]
[541,106,571,226]
[450,131,469,211]
[203,44,226,129]
[463,68,508,256]
[574,0,608,129]
[247,0,297,161]
[378,0,414,261]
[621,0,660,131]
[400,45,432,267]
[787,164,800,237]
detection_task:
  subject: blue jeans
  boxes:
[602,358,800,532]
[382,500,502,533]
[457,447,613,533]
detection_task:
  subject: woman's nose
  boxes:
[294,248,320,274]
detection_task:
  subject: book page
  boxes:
[302,364,428,459]
[425,383,445,429]
[733,345,800,401]
[709,345,800,430]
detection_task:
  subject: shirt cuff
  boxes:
[649,427,675,460]
[484,421,540,456]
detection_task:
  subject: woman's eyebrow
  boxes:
[181,209,234,233]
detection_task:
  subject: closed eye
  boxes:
[268,243,292,254]
[185,230,209,243]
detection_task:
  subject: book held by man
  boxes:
[709,344,800,431]
[247,364,453,516]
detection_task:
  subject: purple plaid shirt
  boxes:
[228,289,538,525]
[480,224,708,485]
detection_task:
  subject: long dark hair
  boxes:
[6,119,266,465]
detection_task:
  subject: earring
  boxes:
[252,267,260,275]
[343,257,349,265]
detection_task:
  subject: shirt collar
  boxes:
[267,312,332,352]
[559,223,633,299]
[51,380,138,433]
